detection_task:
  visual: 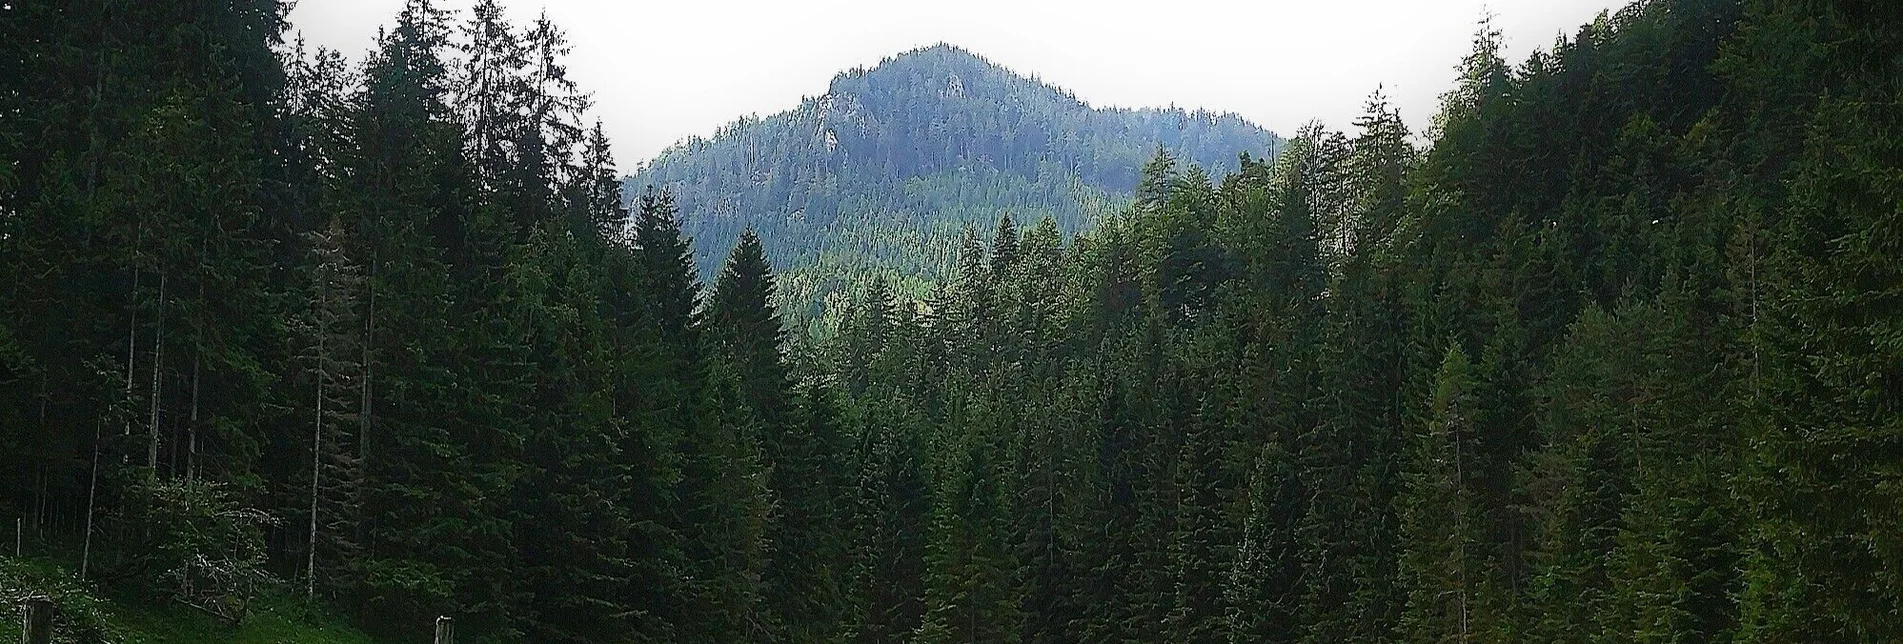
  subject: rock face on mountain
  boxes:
[625,43,1281,315]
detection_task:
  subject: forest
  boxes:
[1,0,1899,642]
[626,43,1281,324]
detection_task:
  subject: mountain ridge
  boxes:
[625,43,1283,316]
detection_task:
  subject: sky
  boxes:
[286,0,1629,166]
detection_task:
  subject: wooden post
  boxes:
[22,596,53,644]
[433,615,453,644]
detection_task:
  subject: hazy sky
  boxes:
[286,0,1628,166]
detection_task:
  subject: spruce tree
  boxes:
[1399,345,1485,644]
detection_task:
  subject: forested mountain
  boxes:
[5,0,1903,643]
[624,44,1283,319]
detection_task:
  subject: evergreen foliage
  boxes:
[2,1,1900,642]
[626,44,1284,322]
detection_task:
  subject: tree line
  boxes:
[3,0,787,640]
[626,43,1280,325]
[2,0,1900,642]
[807,0,1901,641]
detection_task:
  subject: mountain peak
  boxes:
[856,42,990,73]
[902,42,984,62]
[629,46,1281,310]
[829,42,1014,99]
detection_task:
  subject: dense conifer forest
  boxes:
[627,43,1282,321]
[2,0,1900,642]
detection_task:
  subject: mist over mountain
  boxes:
[624,44,1282,315]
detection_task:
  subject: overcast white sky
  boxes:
[286,0,1628,166]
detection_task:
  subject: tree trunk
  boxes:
[361,271,374,479]
[35,374,47,533]
[149,272,166,478]
[189,345,200,481]
[126,267,139,437]
[22,596,54,644]
[189,279,203,480]
[308,324,325,598]
[81,419,100,580]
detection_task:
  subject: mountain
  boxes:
[624,44,1282,317]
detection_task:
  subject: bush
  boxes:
[110,479,278,622]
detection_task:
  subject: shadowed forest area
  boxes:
[2,0,1900,642]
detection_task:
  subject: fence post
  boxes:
[433,615,454,644]
[22,596,53,644]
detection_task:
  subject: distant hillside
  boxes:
[624,43,1282,316]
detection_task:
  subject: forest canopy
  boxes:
[1,0,1900,642]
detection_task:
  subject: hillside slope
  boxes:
[624,44,1282,315]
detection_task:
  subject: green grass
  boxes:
[115,598,380,644]
[3,557,381,644]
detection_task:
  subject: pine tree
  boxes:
[1740,3,1903,634]
[8,4,1903,643]
[708,230,792,425]
[1399,345,1485,644]
[575,121,629,241]
[845,412,930,644]
[635,187,701,344]
[991,213,1021,282]
[297,218,366,599]
[631,185,774,642]
[339,0,506,630]
[1225,442,1303,644]
[709,229,852,642]
[918,445,1021,644]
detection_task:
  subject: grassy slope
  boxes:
[113,602,380,644]
[2,558,379,644]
